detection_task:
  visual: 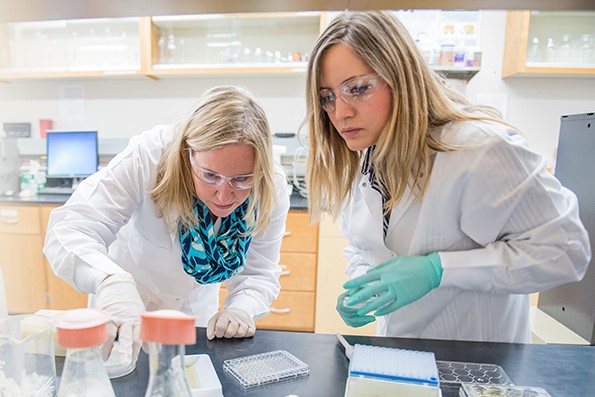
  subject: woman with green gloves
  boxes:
[304,11,590,342]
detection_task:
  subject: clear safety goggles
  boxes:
[319,73,385,112]
[189,151,255,190]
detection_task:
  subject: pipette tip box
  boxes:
[344,344,441,397]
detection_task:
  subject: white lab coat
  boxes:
[44,125,290,326]
[341,120,591,343]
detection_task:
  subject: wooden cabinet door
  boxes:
[40,205,88,310]
[0,234,47,313]
[0,205,47,313]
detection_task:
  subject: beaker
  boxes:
[0,314,57,397]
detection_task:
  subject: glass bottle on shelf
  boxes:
[557,34,572,63]
[140,310,196,397]
[527,37,543,63]
[54,308,115,397]
[545,38,557,63]
[578,34,594,64]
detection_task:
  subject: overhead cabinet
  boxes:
[0,17,143,79]
[0,11,482,81]
[502,10,595,78]
[143,12,321,77]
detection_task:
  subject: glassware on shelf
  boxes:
[578,34,594,64]
[557,34,572,63]
[527,37,543,63]
[545,37,557,63]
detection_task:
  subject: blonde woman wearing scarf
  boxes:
[44,86,290,376]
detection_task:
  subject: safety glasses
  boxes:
[319,73,385,113]
[189,151,255,190]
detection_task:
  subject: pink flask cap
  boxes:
[140,310,196,345]
[54,308,111,348]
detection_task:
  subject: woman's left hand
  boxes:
[206,308,255,340]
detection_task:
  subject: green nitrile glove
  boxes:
[336,290,376,327]
[343,252,443,317]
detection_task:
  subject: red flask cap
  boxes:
[140,310,196,345]
[54,308,110,348]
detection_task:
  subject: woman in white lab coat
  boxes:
[304,11,591,343]
[44,86,290,373]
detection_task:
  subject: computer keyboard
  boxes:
[38,186,74,195]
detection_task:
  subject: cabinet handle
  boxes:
[0,218,18,224]
[279,264,291,276]
[270,307,291,314]
[283,231,292,237]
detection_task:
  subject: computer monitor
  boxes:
[46,131,99,178]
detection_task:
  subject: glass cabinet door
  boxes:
[147,12,321,75]
[0,17,141,78]
[502,10,595,78]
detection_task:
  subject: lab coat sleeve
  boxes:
[223,165,290,320]
[439,128,591,294]
[43,126,169,293]
[340,208,373,280]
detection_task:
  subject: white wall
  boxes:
[0,75,308,140]
[1,10,594,165]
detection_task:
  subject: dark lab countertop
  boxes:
[0,190,309,209]
[106,328,595,397]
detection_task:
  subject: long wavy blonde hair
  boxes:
[151,85,277,236]
[304,10,505,222]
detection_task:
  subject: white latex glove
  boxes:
[207,308,255,340]
[95,272,145,372]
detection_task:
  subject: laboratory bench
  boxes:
[104,328,595,397]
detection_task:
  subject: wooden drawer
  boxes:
[259,291,315,332]
[282,211,319,253]
[279,252,316,292]
[218,289,315,332]
[0,205,41,234]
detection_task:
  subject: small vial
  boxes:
[54,308,115,397]
[141,310,196,397]
[527,37,542,63]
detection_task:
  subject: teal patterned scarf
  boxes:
[179,199,252,284]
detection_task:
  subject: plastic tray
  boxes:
[185,354,223,397]
[223,350,309,389]
[436,360,512,388]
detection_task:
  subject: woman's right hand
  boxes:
[95,273,145,370]
[336,290,376,327]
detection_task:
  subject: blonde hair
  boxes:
[151,85,276,236]
[305,11,505,222]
